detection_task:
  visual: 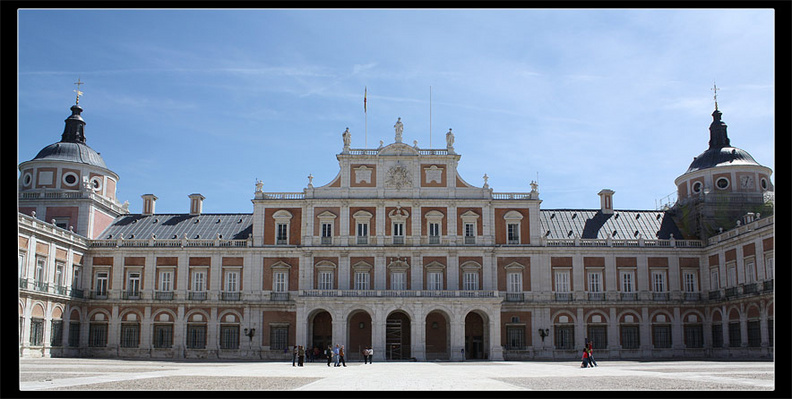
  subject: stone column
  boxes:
[449,316,465,361]
[371,303,387,362]
[488,306,504,360]
[411,304,426,361]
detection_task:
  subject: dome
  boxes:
[32,141,108,168]
[685,146,760,173]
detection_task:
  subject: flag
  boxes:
[364,86,367,113]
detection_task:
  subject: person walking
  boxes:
[333,344,341,367]
[297,345,305,367]
[325,345,333,367]
[292,345,298,367]
[313,346,320,363]
[339,345,347,367]
[581,346,590,368]
[587,342,598,367]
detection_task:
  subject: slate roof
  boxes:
[540,209,683,240]
[98,214,253,240]
[32,141,108,169]
[685,146,761,173]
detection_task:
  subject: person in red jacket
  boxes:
[581,346,590,368]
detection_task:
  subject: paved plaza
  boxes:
[15,357,778,393]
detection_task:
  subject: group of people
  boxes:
[581,339,598,368]
[292,344,375,367]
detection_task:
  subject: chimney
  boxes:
[598,189,615,215]
[189,193,205,215]
[141,194,158,215]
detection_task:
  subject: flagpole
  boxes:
[429,86,432,147]
[364,86,368,148]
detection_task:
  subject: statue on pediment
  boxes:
[394,117,403,143]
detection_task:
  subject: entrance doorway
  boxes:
[348,310,372,361]
[464,312,485,360]
[425,311,449,360]
[311,310,332,354]
[385,311,411,360]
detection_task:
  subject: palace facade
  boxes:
[18,98,774,362]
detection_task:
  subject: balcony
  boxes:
[321,236,332,245]
[19,278,29,289]
[356,236,369,245]
[392,236,405,245]
[683,292,701,301]
[725,287,739,298]
[90,290,108,300]
[587,292,605,301]
[300,290,497,298]
[554,292,573,301]
[221,291,241,301]
[270,292,290,301]
[188,291,207,301]
[122,290,141,300]
[464,236,476,245]
[276,239,288,245]
[428,235,440,245]
[503,292,525,302]
[155,291,174,300]
[54,285,69,296]
[620,292,637,301]
[708,290,722,300]
[652,292,669,301]
[33,281,49,292]
[763,279,774,292]
[70,289,84,298]
[742,283,758,295]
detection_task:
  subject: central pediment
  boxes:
[378,142,419,156]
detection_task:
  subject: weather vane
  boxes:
[73,78,84,104]
[711,82,719,110]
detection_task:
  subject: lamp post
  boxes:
[538,328,550,342]
[244,327,256,341]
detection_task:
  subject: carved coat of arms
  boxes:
[386,165,412,190]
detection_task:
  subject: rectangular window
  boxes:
[683,272,697,292]
[392,223,405,244]
[506,326,525,349]
[728,322,741,347]
[276,223,288,245]
[463,271,479,291]
[127,271,141,297]
[68,322,80,347]
[588,272,602,293]
[95,271,108,297]
[652,271,666,292]
[464,223,475,244]
[554,325,574,350]
[120,324,140,348]
[684,324,704,348]
[507,273,523,293]
[429,223,440,244]
[357,223,369,244]
[88,323,108,347]
[186,325,207,349]
[321,223,332,244]
[159,271,173,291]
[554,271,570,293]
[192,271,206,291]
[711,324,723,348]
[55,262,64,288]
[318,271,334,290]
[224,271,239,292]
[19,253,26,277]
[274,271,288,292]
[354,272,370,291]
[153,324,173,348]
[621,272,634,292]
[35,257,46,283]
[727,264,737,287]
[710,268,719,290]
[652,325,672,348]
[50,320,63,347]
[30,318,44,346]
[270,326,289,350]
[620,325,640,349]
[744,260,756,284]
[219,325,240,349]
[427,272,443,290]
[391,272,406,290]
[507,223,520,244]
[764,256,774,279]
[72,266,81,290]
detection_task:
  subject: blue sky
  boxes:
[18,8,775,214]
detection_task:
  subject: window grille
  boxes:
[507,223,519,244]
[711,324,723,348]
[554,325,574,350]
[652,325,672,348]
[30,318,44,346]
[620,325,640,349]
[506,326,525,349]
[684,324,703,348]
[276,223,288,245]
[186,325,207,349]
[587,325,607,350]
[220,325,240,349]
[88,323,108,347]
[68,322,80,347]
[50,320,63,347]
[429,223,440,244]
[270,326,289,350]
[120,323,140,348]
[153,324,173,348]
[728,322,742,347]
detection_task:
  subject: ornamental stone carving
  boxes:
[386,164,412,190]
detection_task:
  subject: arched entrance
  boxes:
[348,310,372,361]
[310,310,333,353]
[386,310,411,360]
[464,311,487,360]
[425,310,450,360]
